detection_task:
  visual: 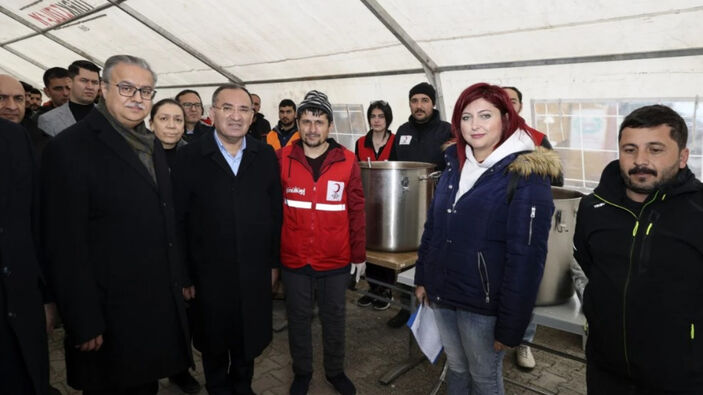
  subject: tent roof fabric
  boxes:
[0,0,700,90]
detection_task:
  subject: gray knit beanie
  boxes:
[297,90,333,122]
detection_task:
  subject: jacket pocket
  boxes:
[477,252,490,303]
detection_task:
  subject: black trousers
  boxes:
[365,264,395,294]
[202,349,254,395]
[586,361,699,395]
[82,381,158,395]
[283,269,347,376]
[0,283,40,395]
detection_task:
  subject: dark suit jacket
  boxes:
[172,132,282,359]
[41,109,191,390]
[0,118,48,395]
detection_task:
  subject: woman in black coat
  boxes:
[41,108,191,391]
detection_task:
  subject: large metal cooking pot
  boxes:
[360,161,439,252]
[535,187,585,306]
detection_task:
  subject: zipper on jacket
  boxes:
[477,252,490,303]
[528,205,536,245]
[593,191,659,377]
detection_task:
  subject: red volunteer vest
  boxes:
[279,144,356,271]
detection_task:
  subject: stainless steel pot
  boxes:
[360,161,439,252]
[535,187,585,306]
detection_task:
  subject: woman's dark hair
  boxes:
[367,100,393,129]
[150,98,185,121]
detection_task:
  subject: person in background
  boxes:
[149,98,201,394]
[502,85,561,370]
[354,100,396,311]
[38,60,100,137]
[574,105,703,394]
[150,98,187,170]
[34,67,70,118]
[266,99,300,150]
[248,93,272,140]
[386,82,453,328]
[389,82,452,169]
[176,89,213,142]
[278,90,365,395]
[28,87,43,112]
[414,82,559,394]
[0,74,27,124]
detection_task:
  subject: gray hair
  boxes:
[102,54,157,84]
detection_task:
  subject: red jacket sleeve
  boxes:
[347,160,366,263]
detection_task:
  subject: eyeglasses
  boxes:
[211,105,251,117]
[370,100,388,106]
[180,102,203,110]
[112,83,156,100]
[0,94,25,105]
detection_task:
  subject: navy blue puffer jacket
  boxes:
[414,144,559,347]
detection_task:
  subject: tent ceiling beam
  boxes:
[439,48,703,72]
[156,68,426,89]
[360,0,446,117]
[2,45,47,71]
[155,47,703,90]
[107,0,244,85]
[0,3,117,67]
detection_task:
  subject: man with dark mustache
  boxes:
[574,105,703,394]
[389,82,451,170]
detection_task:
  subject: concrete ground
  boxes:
[49,289,586,394]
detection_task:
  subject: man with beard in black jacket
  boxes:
[385,82,452,328]
[574,105,703,394]
[389,82,451,170]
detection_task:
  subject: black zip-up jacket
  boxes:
[389,109,451,170]
[574,160,703,392]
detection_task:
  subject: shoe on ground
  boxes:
[290,373,312,395]
[169,370,201,394]
[516,345,536,369]
[372,291,392,311]
[387,309,411,328]
[357,294,374,307]
[326,372,356,395]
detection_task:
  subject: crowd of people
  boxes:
[1,53,702,395]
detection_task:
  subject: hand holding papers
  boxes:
[407,304,443,363]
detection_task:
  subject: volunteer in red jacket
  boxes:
[277,90,366,395]
[354,100,396,311]
[354,100,395,162]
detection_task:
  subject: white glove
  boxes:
[350,262,366,283]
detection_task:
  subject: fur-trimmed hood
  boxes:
[507,146,562,181]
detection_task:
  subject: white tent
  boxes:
[2,0,702,188]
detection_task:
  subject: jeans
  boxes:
[522,320,537,343]
[433,305,505,395]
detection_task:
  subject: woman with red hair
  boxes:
[413,83,560,394]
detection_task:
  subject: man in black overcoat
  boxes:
[0,118,49,394]
[41,55,191,394]
[172,84,282,395]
